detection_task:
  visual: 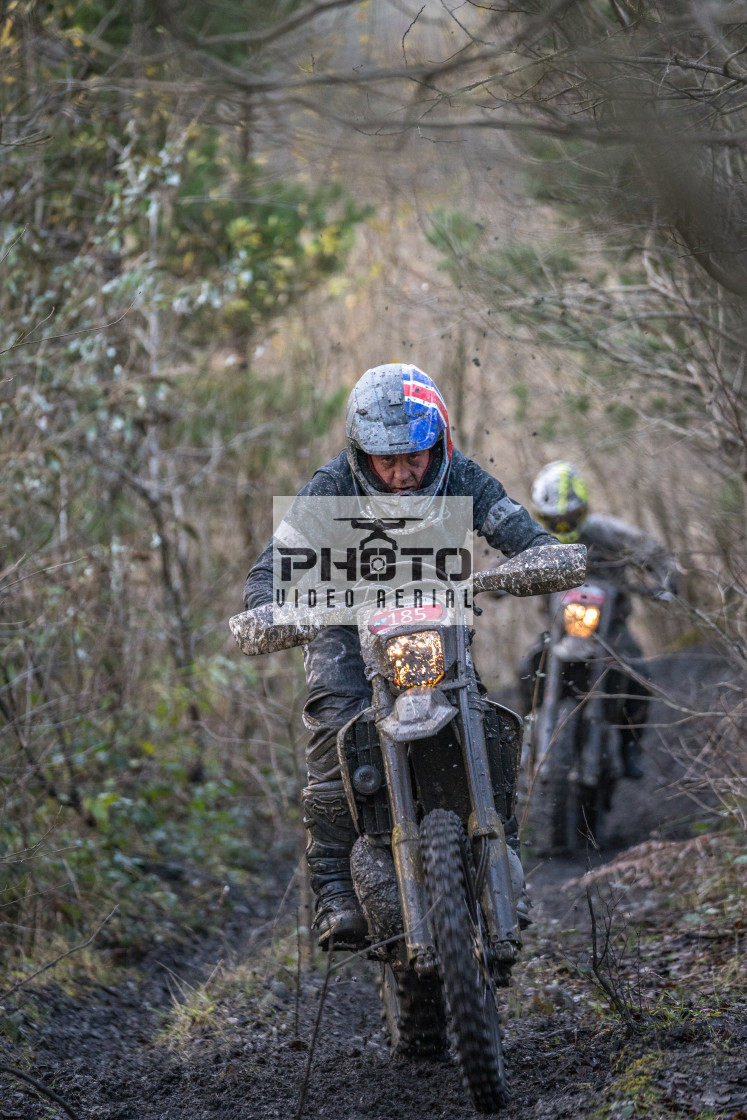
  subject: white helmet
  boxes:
[531,461,589,543]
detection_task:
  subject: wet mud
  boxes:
[1,649,745,1120]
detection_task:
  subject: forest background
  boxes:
[1,0,746,976]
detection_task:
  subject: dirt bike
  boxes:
[229,542,586,1113]
[525,578,645,854]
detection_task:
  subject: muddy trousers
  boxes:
[301,628,371,937]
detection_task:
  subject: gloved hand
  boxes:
[653,570,679,601]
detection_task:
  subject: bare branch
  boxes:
[197,0,359,49]
[0,301,137,357]
[0,1064,82,1120]
[402,5,426,64]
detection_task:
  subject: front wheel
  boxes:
[530,698,584,854]
[421,809,509,1113]
[530,698,610,853]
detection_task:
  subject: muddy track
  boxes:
[3,850,744,1120]
[1,649,745,1119]
[0,858,605,1120]
[1,847,745,1120]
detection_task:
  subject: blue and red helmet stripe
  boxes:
[402,366,453,459]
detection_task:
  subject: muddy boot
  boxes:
[620,737,644,780]
[303,783,368,951]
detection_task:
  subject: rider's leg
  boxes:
[302,627,371,950]
[301,780,368,950]
[480,675,532,928]
[503,813,532,928]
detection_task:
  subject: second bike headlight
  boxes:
[563,601,601,639]
[385,631,445,688]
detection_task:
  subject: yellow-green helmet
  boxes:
[531,461,589,543]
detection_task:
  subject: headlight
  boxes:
[563,602,601,639]
[385,631,445,688]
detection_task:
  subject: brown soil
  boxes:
[1,649,745,1120]
[1,859,745,1120]
[2,873,744,1120]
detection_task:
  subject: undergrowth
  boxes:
[0,743,301,980]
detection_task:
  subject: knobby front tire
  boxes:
[421,808,509,1113]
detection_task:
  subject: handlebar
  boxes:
[472,543,586,598]
[621,580,677,601]
[229,543,587,657]
[228,601,346,657]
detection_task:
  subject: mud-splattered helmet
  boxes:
[531,460,589,543]
[345,364,453,497]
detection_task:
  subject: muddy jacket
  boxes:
[577,512,678,620]
[244,449,557,609]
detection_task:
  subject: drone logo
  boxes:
[333,516,421,579]
[272,495,474,621]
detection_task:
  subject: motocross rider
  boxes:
[243,364,561,950]
[521,460,678,779]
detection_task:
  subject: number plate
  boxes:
[368,603,446,633]
[560,582,607,607]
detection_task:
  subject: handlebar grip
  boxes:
[229,604,320,654]
[229,603,332,656]
[472,543,587,598]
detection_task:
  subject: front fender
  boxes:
[554,634,603,662]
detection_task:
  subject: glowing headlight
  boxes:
[563,602,601,639]
[385,631,445,688]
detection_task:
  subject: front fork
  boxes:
[456,660,521,965]
[372,664,521,975]
[575,656,607,787]
[371,674,437,976]
[537,623,612,789]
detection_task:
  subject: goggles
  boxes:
[538,509,585,536]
